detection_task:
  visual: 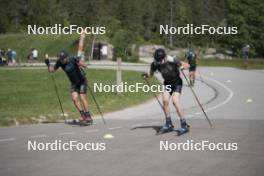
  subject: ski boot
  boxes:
[79,112,93,126]
[157,121,174,135]
[175,119,190,136]
[180,119,190,129]
[84,112,93,124]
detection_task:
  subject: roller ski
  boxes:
[156,120,174,135]
[175,119,190,136]
[79,112,93,126]
[68,119,92,126]
[175,127,189,136]
[68,112,93,126]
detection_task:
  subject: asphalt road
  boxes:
[0,66,264,176]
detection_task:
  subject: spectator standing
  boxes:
[242,45,250,69]
[32,48,38,61]
[101,45,108,60]
[0,49,7,65]
[11,50,17,64]
[7,49,12,63]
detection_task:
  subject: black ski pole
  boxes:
[143,77,166,117]
[87,83,106,125]
[181,69,213,128]
[51,74,66,123]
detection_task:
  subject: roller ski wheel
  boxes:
[79,116,93,126]
[72,119,78,124]
[67,119,93,126]
[79,120,93,126]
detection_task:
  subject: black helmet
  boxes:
[154,48,166,62]
[58,50,68,60]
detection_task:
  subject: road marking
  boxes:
[103,134,114,139]
[29,134,47,139]
[227,80,231,83]
[203,76,234,113]
[149,121,159,124]
[108,127,122,130]
[85,129,99,133]
[58,132,74,136]
[0,138,16,142]
[247,99,253,103]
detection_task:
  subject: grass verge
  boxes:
[0,33,94,61]
[0,68,158,126]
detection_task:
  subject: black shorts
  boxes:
[189,65,196,72]
[71,81,87,94]
[165,84,182,95]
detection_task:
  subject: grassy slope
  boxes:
[0,69,158,126]
[0,34,95,61]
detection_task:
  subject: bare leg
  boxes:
[171,92,184,119]
[79,93,92,123]
[71,92,82,112]
[189,72,192,82]
[172,92,189,129]
[244,57,248,70]
[162,91,171,119]
[79,93,89,112]
[160,91,174,131]
[189,71,195,85]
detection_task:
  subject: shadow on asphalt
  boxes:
[131,125,166,135]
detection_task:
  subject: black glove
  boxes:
[44,59,50,67]
[141,73,148,78]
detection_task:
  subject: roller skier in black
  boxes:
[143,48,190,135]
